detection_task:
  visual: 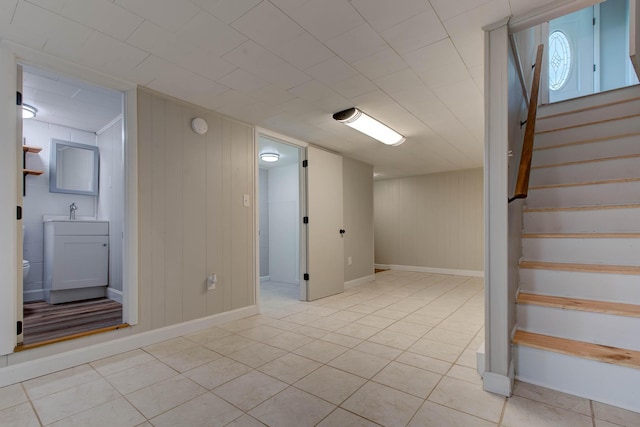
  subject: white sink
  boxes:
[43,215,102,222]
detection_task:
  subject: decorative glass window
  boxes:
[548,31,572,91]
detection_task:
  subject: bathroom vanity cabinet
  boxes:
[43,220,109,304]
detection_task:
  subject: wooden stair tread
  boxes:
[537,96,640,121]
[522,233,640,239]
[517,293,640,317]
[529,177,640,190]
[513,330,640,369]
[519,261,640,275]
[524,204,640,213]
[532,153,640,170]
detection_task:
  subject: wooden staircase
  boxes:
[513,85,640,412]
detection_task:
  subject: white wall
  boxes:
[22,120,97,302]
[97,117,124,295]
[268,163,299,284]
[374,168,484,273]
[258,168,269,278]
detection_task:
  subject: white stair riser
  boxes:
[536,98,640,133]
[538,85,640,119]
[532,134,640,167]
[529,157,640,186]
[515,346,640,413]
[534,116,640,149]
[516,304,640,350]
[522,237,640,266]
[526,181,640,208]
[524,207,640,233]
[519,268,640,304]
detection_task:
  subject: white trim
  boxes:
[508,0,604,34]
[123,87,138,326]
[0,305,258,387]
[96,114,123,136]
[260,276,271,282]
[23,290,44,303]
[344,274,375,289]
[106,287,123,304]
[482,361,515,396]
[476,343,486,377]
[374,264,484,278]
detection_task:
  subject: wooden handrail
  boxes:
[509,44,544,203]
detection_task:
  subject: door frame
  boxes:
[0,41,139,355]
[254,127,308,309]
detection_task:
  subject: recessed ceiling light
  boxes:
[260,152,280,162]
[22,104,37,119]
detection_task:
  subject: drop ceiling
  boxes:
[2,0,561,179]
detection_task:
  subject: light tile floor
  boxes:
[2,271,639,426]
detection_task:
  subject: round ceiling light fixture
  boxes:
[260,152,280,162]
[191,117,208,135]
[22,104,37,119]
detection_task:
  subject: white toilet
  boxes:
[22,225,30,281]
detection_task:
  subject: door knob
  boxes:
[339,229,346,235]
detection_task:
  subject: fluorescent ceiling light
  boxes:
[22,104,37,119]
[333,108,405,146]
[260,152,280,162]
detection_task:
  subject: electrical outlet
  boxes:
[347,256,352,265]
[207,273,217,290]
[243,194,250,207]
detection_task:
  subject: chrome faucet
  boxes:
[69,202,77,220]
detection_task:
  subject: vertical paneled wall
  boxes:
[343,157,374,282]
[137,88,255,331]
[374,168,483,272]
[97,118,124,294]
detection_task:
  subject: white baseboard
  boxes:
[23,289,44,302]
[374,264,484,278]
[260,276,270,282]
[106,287,123,304]
[0,305,258,387]
[482,360,515,396]
[476,343,485,377]
[344,274,375,289]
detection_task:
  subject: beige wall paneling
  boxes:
[342,157,374,282]
[136,89,153,331]
[205,112,224,316]
[374,168,484,272]
[150,94,166,329]
[163,100,185,325]
[182,106,208,321]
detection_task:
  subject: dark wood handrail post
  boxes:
[510,44,544,203]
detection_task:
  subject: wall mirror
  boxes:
[49,139,99,196]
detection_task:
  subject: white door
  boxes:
[549,6,595,102]
[305,146,344,301]
[16,65,24,345]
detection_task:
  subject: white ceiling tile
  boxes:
[126,20,181,59]
[174,13,247,57]
[223,41,311,89]
[450,30,484,69]
[402,38,460,73]
[380,9,448,55]
[433,79,483,119]
[218,68,269,92]
[283,0,365,42]
[288,80,335,101]
[415,59,471,90]
[443,0,511,37]
[186,88,250,112]
[324,23,387,64]
[308,92,352,114]
[146,69,222,102]
[122,55,174,85]
[272,31,335,70]
[244,84,297,106]
[56,0,143,41]
[328,75,377,99]
[374,69,424,95]
[351,0,430,31]
[190,0,261,24]
[114,0,200,33]
[429,0,495,21]
[232,1,305,50]
[509,0,558,17]
[71,32,149,78]
[305,56,359,85]
[178,52,238,81]
[352,48,408,80]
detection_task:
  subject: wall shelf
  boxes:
[23,144,44,195]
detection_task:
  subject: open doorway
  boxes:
[19,65,126,346]
[257,135,304,310]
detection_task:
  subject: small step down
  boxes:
[529,177,640,190]
[513,330,640,370]
[517,293,640,318]
[519,261,640,275]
